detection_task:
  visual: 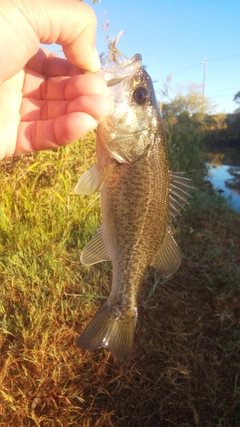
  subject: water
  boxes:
[206,151,240,213]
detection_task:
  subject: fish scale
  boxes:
[103,153,167,288]
[75,54,191,362]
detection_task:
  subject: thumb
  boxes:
[36,0,101,72]
[0,0,100,84]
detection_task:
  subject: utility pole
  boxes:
[201,57,208,113]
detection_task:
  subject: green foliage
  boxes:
[233,90,240,113]
[233,91,240,104]
[163,112,206,187]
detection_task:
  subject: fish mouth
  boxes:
[99,54,144,103]
[109,127,149,137]
[99,54,143,87]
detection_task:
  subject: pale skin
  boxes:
[0,0,113,160]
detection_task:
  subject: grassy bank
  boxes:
[0,128,240,426]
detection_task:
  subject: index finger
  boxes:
[26,47,83,78]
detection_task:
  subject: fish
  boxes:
[75,54,190,362]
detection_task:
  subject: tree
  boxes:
[160,81,217,117]
[233,91,240,113]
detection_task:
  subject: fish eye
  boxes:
[133,87,149,105]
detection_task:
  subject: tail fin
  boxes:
[77,302,137,363]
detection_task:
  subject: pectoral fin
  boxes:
[150,228,181,278]
[74,164,100,195]
[81,227,110,266]
[75,163,116,195]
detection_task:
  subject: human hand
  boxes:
[0,0,113,160]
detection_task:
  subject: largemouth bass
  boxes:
[75,54,190,362]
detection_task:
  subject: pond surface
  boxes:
[205,150,240,213]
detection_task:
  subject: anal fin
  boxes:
[150,227,181,278]
[81,227,110,266]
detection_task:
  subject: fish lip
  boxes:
[104,54,142,74]
[99,54,143,86]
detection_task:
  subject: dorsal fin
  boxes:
[169,172,192,220]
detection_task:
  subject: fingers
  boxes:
[22,71,108,101]
[0,0,108,159]
[16,112,99,155]
[59,2,100,72]
[0,0,100,85]
[16,69,114,155]
[0,70,25,159]
[29,0,100,71]
[26,47,83,78]
[20,94,113,122]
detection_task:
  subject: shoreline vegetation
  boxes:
[0,114,240,426]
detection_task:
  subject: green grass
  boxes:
[0,130,240,426]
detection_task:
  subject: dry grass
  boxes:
[0,135,239,427]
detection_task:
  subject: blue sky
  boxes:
[83,0,240,114]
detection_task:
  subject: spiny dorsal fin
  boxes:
[169,172,192,220]
[150,227,181,278]
[81,227,111,266]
